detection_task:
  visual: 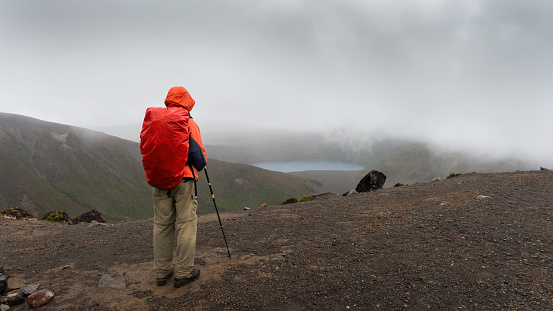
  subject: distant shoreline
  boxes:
[253,161,364,173]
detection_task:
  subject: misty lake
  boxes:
[253,161,364,173]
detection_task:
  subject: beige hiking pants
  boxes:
[153,179,197,279]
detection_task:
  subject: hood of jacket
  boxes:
[164,86,195,111]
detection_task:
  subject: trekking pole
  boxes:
[204,166,231,258]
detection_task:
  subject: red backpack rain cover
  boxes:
[140,106,189,190]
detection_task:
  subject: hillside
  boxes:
[91,125,537,191]
[1,170,552,310]
[0,113,317,222]
[0,113,150,222]
[207,133,535,189]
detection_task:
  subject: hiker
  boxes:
[148,86,207,288]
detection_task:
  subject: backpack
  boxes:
[140,106,190,190]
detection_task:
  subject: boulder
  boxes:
[74,210,106,224]
[355,170,386,193]
[27,290,54,308]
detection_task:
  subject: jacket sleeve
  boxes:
[189,119,207,162]
[185,118,206,180]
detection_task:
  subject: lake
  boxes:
[253,161,364,173]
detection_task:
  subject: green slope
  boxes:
[196,159,317,214]
[0,113,317,221]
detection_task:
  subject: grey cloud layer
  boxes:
[1,0,551,164]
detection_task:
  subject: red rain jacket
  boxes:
[140,87,207,190]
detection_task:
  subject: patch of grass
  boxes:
[299,195,313,202]
[3,208,22,219]
[46,211,65,221]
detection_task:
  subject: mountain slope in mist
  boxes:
[205,131,536,188]
[85,124,537,192]
[0,113,317,221]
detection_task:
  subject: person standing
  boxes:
[152,86,206,288]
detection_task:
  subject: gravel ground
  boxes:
[1,170,553,310]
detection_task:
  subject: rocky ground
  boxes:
[1,170,553,310]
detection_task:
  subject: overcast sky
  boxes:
[1,0,552,165]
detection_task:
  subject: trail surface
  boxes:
[2,170,553,310]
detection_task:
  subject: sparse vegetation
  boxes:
[260,203,268,208]
[446,173,461,179]
[281,198,298,205]
[3,208,22,219]
[299,195,313,202]
[43,210,71,222]
[1,207,34,219]
[47,211,65,221]
[0,114,316,222]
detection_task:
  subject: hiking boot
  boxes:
[174,268,200,288]
[156,269,174,286]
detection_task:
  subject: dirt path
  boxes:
[2,170,553,310]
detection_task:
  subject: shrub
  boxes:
[299,195,313,202]
[281,198,298,205]
[4,208,22,219]
[260,203,268,208]
[446,173,461,179]
[47,212,64,221]
[43,210,71,222]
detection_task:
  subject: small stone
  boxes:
[6,277,24,293]
[3,292,24,307]
[476,195,491,199]
[27,290,54,308]
[20,284,40,296]
[244,207,250,210]
[98,274,126,289]
[1,303,10,311]
[88,220,109,227]
[0,275,10,296]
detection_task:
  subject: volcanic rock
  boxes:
[2,292,24,307]
[27,290,54,308]
[355,170,386,193]
[74,210,106,224]
[20,284,40,296]
[0,275,9,296]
